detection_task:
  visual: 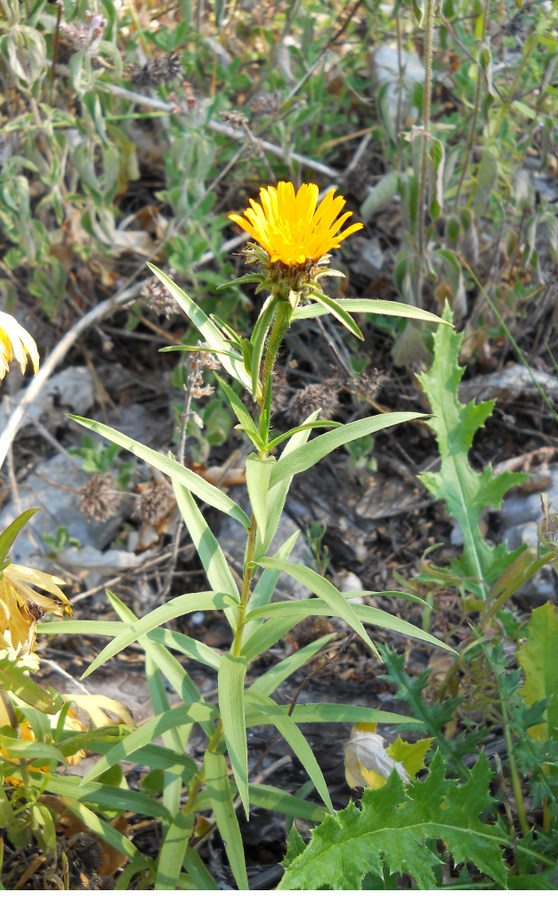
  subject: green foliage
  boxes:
[518,602,558,744]
[41,526,81,559]
[67,435,134,489]
[279,752,508,889]
[378,644,484,772]
[417,304,529,602]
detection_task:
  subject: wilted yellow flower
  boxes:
[1,709,86,783]
[0,564,70,656]
[229,182,363,266]
[0,311,39,381]
[344,723,410,790]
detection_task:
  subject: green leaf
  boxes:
[244,529,300,624]
[246,454,275,546]
[0,509,38,566]
[82,591,236,678]
[57,797,146,868]
[417,305,530,599]
[254,559,375,654]
[31,772,172,821]
[204,748,249,890]
[80,703,217,785]
[247,702,417,727]
[172,479,240,631]
[241,615,305,660]
[250,633,337,697]
[155,810,195,891]
[245,595,454,655]
[268,413,424,488]
[307,291,363,339]
[38,619,221,670]
[266,420,340,453]
[361,170,400,219]
[292,298,448,326]
[279,752,508,889]
[0,737,67,766]
[106,591,204,762]
[249,295,276,400]
[214,374,264,451]
[183,847,219,890]
[218,653,249,817]
[245,691,333,812]
[0,658,61,714]
[248,783,326,823]
[148,264,252,393]
[68,416,250,530]
[257,411,320,556]
[518,602,558,742]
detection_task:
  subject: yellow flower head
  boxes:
[0,564,70,656]
[229,182,363,266]
[0,312,39,381]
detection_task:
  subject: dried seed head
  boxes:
[135,480,175,525]
[129,53,182,87]
[142,278,180,319]
[79,473,118,521]
[286,379,340,424]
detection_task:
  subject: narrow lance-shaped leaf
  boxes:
[148,264,253,393]
[0,508,38,566]
[292,298,450,325]
[245,596,455,654]
[68,416,250,530]
[246,454,275,547]
[172,478,240,631]
[255,558,377,655]
[269,412,425,488]
[307,290,363,339]
[80,703,217,786]
[82,591,236,678]
[245,692,333,812]
[218,653,250,817]
[256,410,320,557]
[204,747,249,890]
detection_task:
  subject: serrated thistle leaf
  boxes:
[279,752,508,890]
[417,305,529,597]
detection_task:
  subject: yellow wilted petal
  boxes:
[0,563,70,655]
[229,181,363,266]
[62,693,134,729]
[0,312,39,381]
[344,723,410,790]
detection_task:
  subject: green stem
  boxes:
[182,720,224,816]
[453,0,488,211]
[414,0,435,307]
[260,301,291,422]
[502,708,530,838]
[231,298,291,658]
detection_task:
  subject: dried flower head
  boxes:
[143,278,180,320]
[0,312,39,381]
[79,473,118,521]
[228,182,363,267]
[129,53,182,87]
[285,379,340,424]
[135,480,175,525]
